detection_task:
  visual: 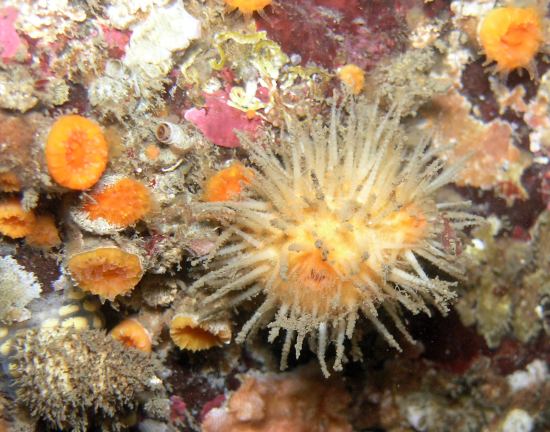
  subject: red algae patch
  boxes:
[479,7,543,76]
[46,115,108,190]
[82,177,152,228]
[202,367,352,432]
[184,91,262,148]
[67,247,143,300]
[110,318,152,353]
[203,162,252,202]
[0,197,35,238]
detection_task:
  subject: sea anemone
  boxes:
[192,98,479,376]
[0,197,35,238]
[67,246,144,301]
[337,64,365,95]
[170,312,232,351]
[78,176,152,230]
[478,7,543,77]
[224,0,272,18]
[203,162,253,202]
[45,114,109,190]
[110,318,152,353]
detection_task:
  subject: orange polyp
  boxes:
[46,115,109,190]
[479,7,543,75]
[67,247,143,300]
[110,319,152,353]
[170,314,231,351]
[224,0,272,16]
[0,172,21,192]
[82,178,152,227]
[0,198,35,238]
[26,214,61,249]
[337,64,365,95]
[204,163,252,202]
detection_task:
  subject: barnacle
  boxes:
[337,64,365,95]
[224,0,272,18]
[67,247,144,301]
[81,177,152,228]
[25,214,61,249]
[193,98,479,376]
[478,7,543,77]
[46,114,109,190]
[170,313,231,351]
[0,197,35,238]
[0,171,21,192]
[203,162,252,202]
[110,318,152,353]
[11,327,159,431]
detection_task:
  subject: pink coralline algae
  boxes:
[101,25,130,59]
[184,91,262,148]
[0,7,22,61]
[256,0,408,70]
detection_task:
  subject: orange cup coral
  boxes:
[170,313,231,351]
[203,162,252,202]
[0,198,35,238]
[25,214,61,249]
[224,0,272,17]
[110,318,152,353]
[337,64,365,95]
[82,178,152,228]
[479,7,543,76]
[46,115,109,190]
[67,247,143,300]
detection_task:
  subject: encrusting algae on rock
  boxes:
[192,97,480,376]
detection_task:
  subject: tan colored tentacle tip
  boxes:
[170,313,232,351]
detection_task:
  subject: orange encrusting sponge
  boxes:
[46,115,109,190]
[110,319,152,353]
[203,162,252,202]
[224,0,272,16]
[0,198,35,238]
[83,178,152,227]
[479,7,543,74]
[67,247,143,301]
